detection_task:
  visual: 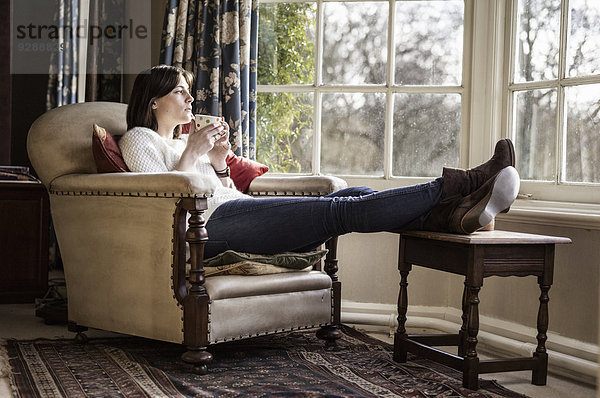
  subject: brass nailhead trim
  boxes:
[50,190,211,199]
[250,191,325,197]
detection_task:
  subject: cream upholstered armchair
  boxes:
[27,102,347,373]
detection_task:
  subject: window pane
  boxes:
[256,92,314,173]
[392,94,461,177]
[321,93,385,175]
[513,89,557,181]
[567,0,600,77]
[514,0,561,82]
[564,84,600,183]
[322,2,388,84]
[257,3,316,85]
[395,0,463,86]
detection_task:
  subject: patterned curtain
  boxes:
[47,0,79,109]
[160,0,258,159]
[85,0,125,102]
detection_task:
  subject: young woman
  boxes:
[120,65,519,258]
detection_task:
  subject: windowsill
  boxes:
[497,198,600,231]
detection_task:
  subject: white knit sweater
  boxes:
[119,127,249,219]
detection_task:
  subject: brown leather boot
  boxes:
[424,166,519,234]
[422,196,462,232]
[441,139,515,199]
[448,166,519,234]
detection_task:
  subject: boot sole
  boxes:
[460,167,519,233]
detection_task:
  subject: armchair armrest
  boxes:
[247,175,347,197]
[49,172,219,198]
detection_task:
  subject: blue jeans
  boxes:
[204,178,443,257]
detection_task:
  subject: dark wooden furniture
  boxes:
[0,180,50,303]
[393,230,571,390]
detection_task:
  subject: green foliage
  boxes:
[257,93,312,173]
[257,3,316,173]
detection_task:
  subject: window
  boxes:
[507,0,600,195]
[257,0,465,177]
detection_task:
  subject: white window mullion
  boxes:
[258,84,464,94]
[461,0,474,169]
[77,0,90,103]
[557,0,570,185]
[256,85,318,93]
[390,85,464,94]
[504,0,517,143]
[313,0,324,175]
[384,0,396,179]
[468,0,505,168]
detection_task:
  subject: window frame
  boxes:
[257,0,473,181]
[502,0,600,204]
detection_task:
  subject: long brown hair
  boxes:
[127,65,194,138]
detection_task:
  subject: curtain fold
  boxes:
[85,0,125,102]
[160,0,258,159]
[47,0,79,109]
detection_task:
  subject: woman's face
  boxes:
[152,74,194,130]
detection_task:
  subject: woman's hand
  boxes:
[175,122,226,172]
[207,122,232,170]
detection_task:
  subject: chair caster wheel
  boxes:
[193,364,208,375]
[75,332,88,344]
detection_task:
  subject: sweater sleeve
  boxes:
[119,128,170,173]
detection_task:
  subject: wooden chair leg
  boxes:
[182,347,212,375]
[317,325,341,347]
[181,199,212,374]
[319,237,342,347]
[68,321,88,344]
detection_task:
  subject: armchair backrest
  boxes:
[27,101,128,187]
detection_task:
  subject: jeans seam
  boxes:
[347,181,439,202]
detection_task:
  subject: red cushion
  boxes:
[92,124,129,173]
[227,152,269,193]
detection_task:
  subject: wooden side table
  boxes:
[393,230,571,390]
[0,180,50,303]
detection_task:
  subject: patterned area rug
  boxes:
[5,325,527,397]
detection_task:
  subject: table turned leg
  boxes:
[393,269,410,363]
[532,284,551,385]
[458,282,469,357]
[463,285,481,390]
